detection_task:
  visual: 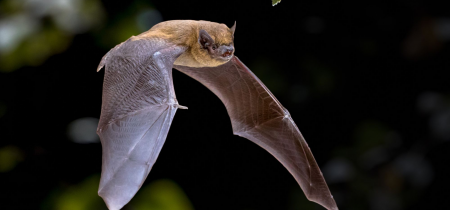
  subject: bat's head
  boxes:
[190,21,236,67]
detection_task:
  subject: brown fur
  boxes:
[132,20,234,67]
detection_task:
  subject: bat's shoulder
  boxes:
[109,38,169,57]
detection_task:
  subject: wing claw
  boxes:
[176,104,188,109]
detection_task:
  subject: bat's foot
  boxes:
[176,104,188,109]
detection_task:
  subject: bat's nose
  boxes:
[224,45,234,53]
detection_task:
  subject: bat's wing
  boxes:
[174,56,338,210]
[97,38,186,210]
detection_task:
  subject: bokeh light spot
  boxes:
[323,158,355,183]
[429,108,450,141]
[417,92,445,114]
[0,14,39,53]
[67,117,99,144]
[393,153,433,188]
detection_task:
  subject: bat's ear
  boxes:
[230,21,236,35]
[199,29,214,49]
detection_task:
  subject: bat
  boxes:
[96,20,338,210]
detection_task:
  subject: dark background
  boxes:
[0,0,449,210]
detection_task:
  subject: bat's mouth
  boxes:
[217,53,233,61]
[213,45,234,61]
[222,51,232,58]
[220,45,234,59]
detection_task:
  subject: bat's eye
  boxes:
[212,46,216,50]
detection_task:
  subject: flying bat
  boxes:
[96,20,338,210]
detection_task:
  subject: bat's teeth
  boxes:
[222,51,232,57]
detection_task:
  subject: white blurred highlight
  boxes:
[417,92,445,114]
[429,108,450,140]
[323,158,355,183]
[0,14,39,53]
[393,153,433,187]
[68,117,100,144]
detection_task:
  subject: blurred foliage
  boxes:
[130,179,194,210]
[354,120,390,155]
[0,0,161,72]
[0,0,105,72]
[49,175,105,210]
[1,22,71,71]
[95,1,162,48]
[0,145,23,172]
[43,177,193,210]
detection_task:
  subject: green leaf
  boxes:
[272,0,281,6]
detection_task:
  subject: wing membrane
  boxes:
[97,39,185,210]
[98,105,177,209]
[174,56,338,210]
